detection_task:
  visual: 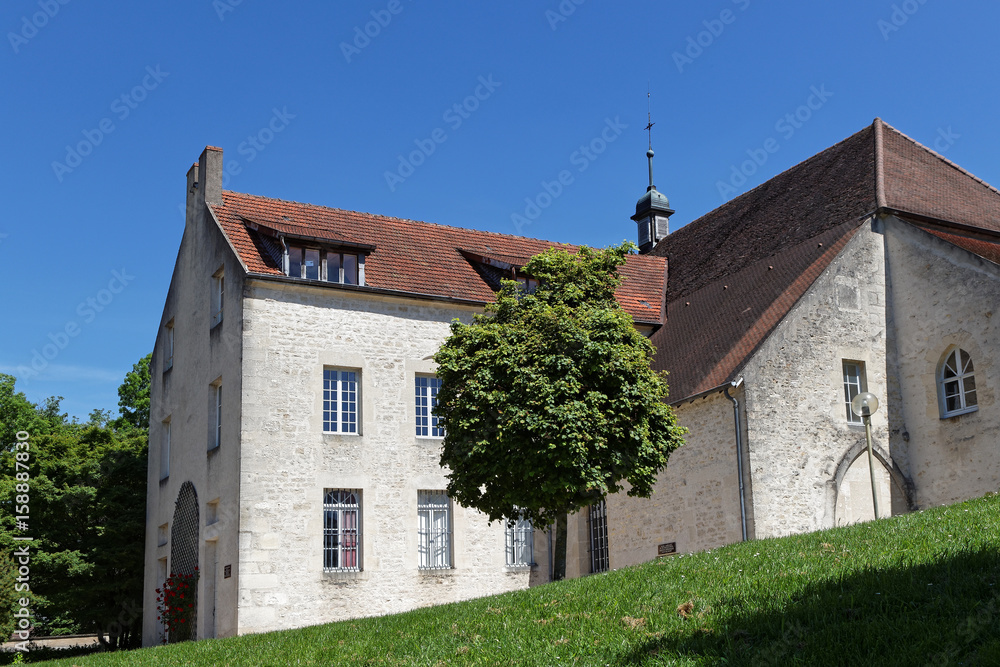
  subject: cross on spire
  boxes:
[645,88,654,150]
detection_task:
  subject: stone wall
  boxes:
[603,389,746,569]
[236,282,539,635]
[740,221,894,537]
[884,216,1000,507]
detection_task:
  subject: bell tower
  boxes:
[632,94,673,253]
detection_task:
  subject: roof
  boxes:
[650,119,1000,402]
[209,192,667,325]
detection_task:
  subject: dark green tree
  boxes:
[116,353,151,431]
[433,243,685,575]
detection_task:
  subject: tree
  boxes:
[0,356,150,650]
[433,243,685,574]
[116,353,151,431]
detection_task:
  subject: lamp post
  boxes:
[850,391,881,520]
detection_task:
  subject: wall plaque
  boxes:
[657,542,677,557]
[224,564,232,578]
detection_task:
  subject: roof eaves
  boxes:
[245,272,489,308]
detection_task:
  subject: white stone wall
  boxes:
[884,216,1000,507]
[605,389,746,568]
[741,221,893,538]
[236,282,536,635]
[143,177,244,646]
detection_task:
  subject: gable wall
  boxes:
[740,221,892,537]
[884,216,1000,507]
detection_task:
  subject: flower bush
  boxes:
[155,567,198,643]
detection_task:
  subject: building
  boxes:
[143,119,1000,645]
[141,146,666,644]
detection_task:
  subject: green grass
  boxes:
[24,492,1000,666]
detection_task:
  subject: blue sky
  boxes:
[2,0,998,420]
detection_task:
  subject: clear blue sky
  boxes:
[2,0,998,420]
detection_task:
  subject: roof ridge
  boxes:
[874,118,887,208]
[668,123,876,241]
[879,121,1000,199]
[220,190,577,249]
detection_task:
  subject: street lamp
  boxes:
[851,391,881,520]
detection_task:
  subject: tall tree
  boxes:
[433,243,685,575]
[116,353,151,431]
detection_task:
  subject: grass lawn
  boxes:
[20,492,1000,666]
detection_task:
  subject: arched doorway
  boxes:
[169,481,199,640]
[835,454,892,526]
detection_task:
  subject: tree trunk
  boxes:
[552,513,568,581]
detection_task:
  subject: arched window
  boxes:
[940,348,978,417]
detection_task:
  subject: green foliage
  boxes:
[433,243,685,528]
[29,493,1000,666]
[0,358,150,651]
[116,354,151,431]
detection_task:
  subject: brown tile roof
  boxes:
[210,191,666,325]
[650,119,1000,402]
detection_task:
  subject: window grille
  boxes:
[589,499,609,574]
[417,491,451,569]
[324,369,358,433]
[505,515,534,567]
[324,489,361,571]
[941,348,978,417]
[415,376,444,437]
[843,361,865,424]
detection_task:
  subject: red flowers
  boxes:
[155,571,199,643]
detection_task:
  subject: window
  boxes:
[286,243,363,285]
[157,523,168,547]
[415,375,444,437]
[160,419,170,480]
[164,320,174,371]
[206,499,220,526]
[843,361,866,425]
[940,348,978,417]
[211,268,224,326]
[589,499,609,574]
[417,491,452,569]
[211,382,222,449]
[323,369,359,433]
[324,489,361,572]
[505,515,534,567]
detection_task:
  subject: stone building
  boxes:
[143,119,1000,645]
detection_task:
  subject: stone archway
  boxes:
[169,481,199,640]
[835,454,892,526]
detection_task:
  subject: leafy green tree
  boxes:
[433,243,685,575]
[0,357,149,650]
[116,353,151,431]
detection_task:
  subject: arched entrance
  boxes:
[835,454,892,526]
[169,481,199,640]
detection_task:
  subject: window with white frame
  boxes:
[940,348,978,417]
[160,419,170,480]
[417,491,452,569]
[589,499,609,574]
[415,375,444,437]
[211,268,224,326]
[164,320,174,371]
[323,489,361,572]
[323,369,359,433]
[505,515,534,567]
[843,361,866,425]
[210,382,222,449]
[287,244,363,286]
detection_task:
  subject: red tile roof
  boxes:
[210,191,666,325]
[650,119,1000,402]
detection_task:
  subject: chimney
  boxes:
[197,146,224,206]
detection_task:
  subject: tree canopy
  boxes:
[433,243,685,529]
[0,355,150,650]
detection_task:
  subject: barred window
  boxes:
[415,375,444,437]
[417,491,451,569]
[505,515,534,567]
[940,348,978,418]
[324,369,359,433]
[843,361,866,425]
[589,499,609,574]
[324,489,361,572]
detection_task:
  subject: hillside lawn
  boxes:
[17,492,1000,666]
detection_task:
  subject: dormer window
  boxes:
[516,277,539,293]
[286,244,363,285]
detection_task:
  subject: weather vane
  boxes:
[644,86,654,150]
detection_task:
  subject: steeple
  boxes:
[631,92,674,253]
